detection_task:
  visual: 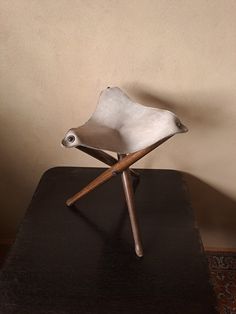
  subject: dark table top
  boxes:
[0,167,217,313]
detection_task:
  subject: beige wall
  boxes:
[0,0,236,248]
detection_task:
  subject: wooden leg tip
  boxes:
[66,199,73,207]
[135,245,144,258]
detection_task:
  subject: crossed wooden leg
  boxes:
[77,146,140,178]
[66,136,172,257]
[119,153,143,257]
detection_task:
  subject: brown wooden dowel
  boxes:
[66,136,172,206]
[119,154,143,257]
[77,146,139,178]
[77,146,117,165]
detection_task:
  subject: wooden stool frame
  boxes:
[66,136,172,257]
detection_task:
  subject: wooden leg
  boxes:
[119,154,143,257]
[77,146,140,178]
[66,136,172,206]
[66,166,117,206]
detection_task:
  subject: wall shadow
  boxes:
[128,84,229,130]
[183,172,236,247]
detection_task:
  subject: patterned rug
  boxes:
[206,250,236,314]
[0,244,235,313]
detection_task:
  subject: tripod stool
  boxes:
[62,87,188,257]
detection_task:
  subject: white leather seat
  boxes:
[62,87,187,153]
